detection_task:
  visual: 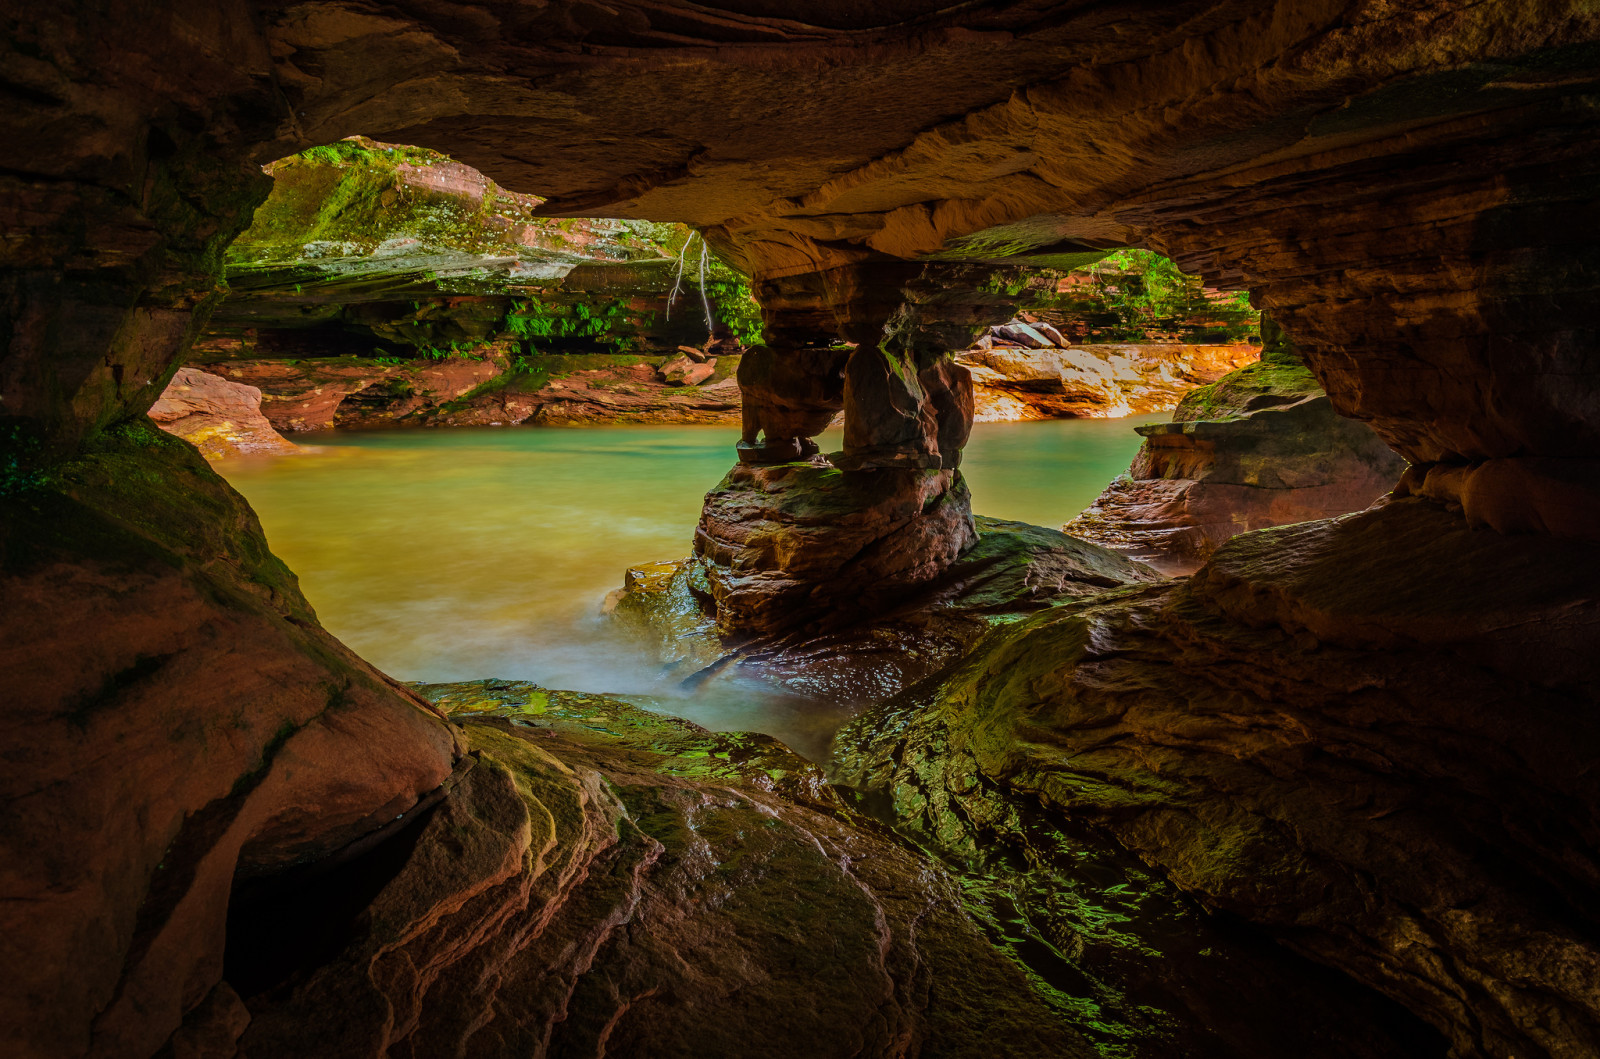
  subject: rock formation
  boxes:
[960,341,1258,420]
[229,682,1094,1058]
[833,498,1600,1059]
[198,351,740,431]
[1066,341,1408,573]
[148,367,297,459]
[0,424,461,1058]
[611,515,1163,707]
[4,2,1600,1057]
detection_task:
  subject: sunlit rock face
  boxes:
[183,140,750,431]
[1066,340,1407,573]
[833,499,1600,1058]
[148,367,297,458]
[189,352,742,431]
[960,342,1258,421]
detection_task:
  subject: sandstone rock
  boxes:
[0,423,458,1059]
[1394,456,1600,543]
[233,682,1094,1059]
[149,367,297,459]
[1066,347,1406,574]
[657,353,716,386]
[613,515,1162,708]
[692,460,977,638]
[5,4,1600,1056]
[735,345,849,464]
[838,347,974,471]
[995,318,1079,348]
[199,354,743,430]
[959,342,1258,421]
[834,498,1600,1059]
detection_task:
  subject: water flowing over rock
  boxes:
[1066,342,1407,574]
[611,515,1163,708]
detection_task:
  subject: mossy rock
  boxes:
[1173,344,1321,422]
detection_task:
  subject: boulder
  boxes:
[1065,346,1405,574]
[149,367,297,459]
[657,353,717,386]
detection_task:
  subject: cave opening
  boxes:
[6,5,1600,1058]
[184,135,1307,759]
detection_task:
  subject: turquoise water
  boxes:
[219,417,1157,758]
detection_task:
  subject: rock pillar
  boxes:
[697,262,1029,637]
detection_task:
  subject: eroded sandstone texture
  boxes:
[834,499,1600,1058]
[1066,342,1407,573]
[612,515,1163,708]
[148,367,297,459]
[231,683,1094,1058]
[0,424,459,1058]
[5,1,1600,1056]
[961,342,1258,421]
[197,351,741,431]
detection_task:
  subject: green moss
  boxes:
[1,417,315,622]
[1173,343,1319,422]
[994,250,1260,344]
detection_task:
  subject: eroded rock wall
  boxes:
[960,341,1258,421]
[1066,344,1406,573]
[228,684,1095,1059]
[834,499,1600,1058]
[0,424,459,1059]
[5,2,1600,1055]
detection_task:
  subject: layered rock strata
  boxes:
[833,498,1600,1059]
[611,515,1162,708]
[148,367,296,459]
[691,460,978,638]
[960,342,1258,421]
[5,3,1600,1057]
[195,352,741,432]
[1066,346,1406,574]
[230,682,1093,1058]
[0,423,460,1059]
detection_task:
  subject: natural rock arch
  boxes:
[4,3,1600,1057]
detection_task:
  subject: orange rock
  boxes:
[149,367,297,458]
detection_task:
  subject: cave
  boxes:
[4,3,1599,1057]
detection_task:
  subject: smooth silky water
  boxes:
[219,416,1160,761]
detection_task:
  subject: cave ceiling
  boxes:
[237,0,1600,280]
[6,0,1599,465]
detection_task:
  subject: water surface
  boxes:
[220,416,1158,759]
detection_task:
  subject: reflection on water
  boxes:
[219,417,1159,760]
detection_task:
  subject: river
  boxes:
[219,417,1160,760]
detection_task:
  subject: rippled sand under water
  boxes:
[219,417,1159,761]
